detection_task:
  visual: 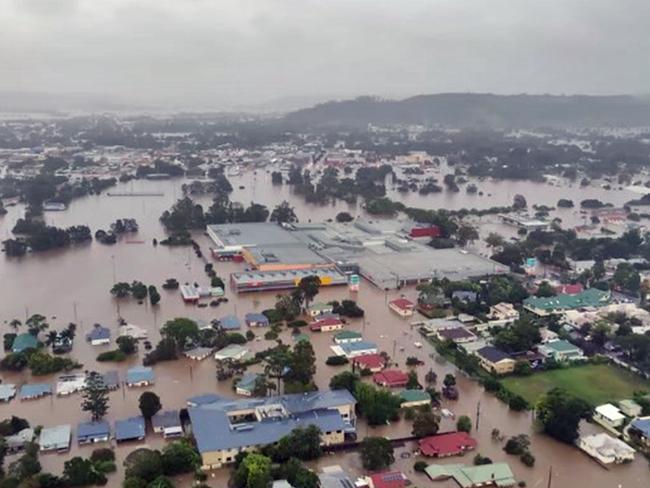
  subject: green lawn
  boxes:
[501,363,650,406]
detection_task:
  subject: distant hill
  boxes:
[282,93,650,129]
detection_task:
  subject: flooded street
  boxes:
[0,172,648,487]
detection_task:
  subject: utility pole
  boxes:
[476,400,481,431]
[547,466,552,488]
[73,302,78,324]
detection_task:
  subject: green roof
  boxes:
[425,463,515,488]
[544,339,580,353]
[309,302,331,311]
[524,288,610,312]
[293,333,310,343]
[399,389,431,403]
[334,330,362,340]
[12,333,38,353]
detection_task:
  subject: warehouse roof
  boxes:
[524,288,611,312]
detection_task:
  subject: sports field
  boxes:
[501,363,650,406]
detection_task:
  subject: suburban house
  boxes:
[333,330,363,344]
[0,384,16,403]
[188,390,356,469]
[19,383,51,401]
[435,327,477,344]
[485,303,520,328]
[578,433,635,464]
[77,421,110,445]
[593,404,626,431]
[399,389,431,408]
[628,418,650,449]
[214,344,248,361]
[389,298,416,317]
[185,347,213,361]
[425,463,515,487]
[118,324,148,340]
[86,325,111,346]
[125,366,155,387]
[619,399,643,417]
[373,369,409,388]
[352,353,386,372]
[244,313,269,327]
[419,431,478,458]
[56,374,86,396]
[366,471,407,488]
[308,302,334,317]
[331,340,378,359]
[152,410,183,438]
[39,425,71,452]
[523,288,611,317]
[309,316,344,332]
[115,416,146,443]
[475,346,515,375]
[235,373,260,396]
[6,428,34,453]
[12,333,38,353]
[538,340,585,362]
[218,315,242,331]
[101,371,120,390]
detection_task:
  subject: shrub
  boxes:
[90,448,115,463]
[520,451,535,467]
[508,395,529,411]
[287,320,308,328]
[96,350,127,362]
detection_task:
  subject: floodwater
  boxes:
[0,170,648,487]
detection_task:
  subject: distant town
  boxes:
[1,112,650,488]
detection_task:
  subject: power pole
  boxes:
[476,400,481,431]
[547,466,552,488]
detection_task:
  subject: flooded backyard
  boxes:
[0,171,648,487]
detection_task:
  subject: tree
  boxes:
[279,458,319,488]
[613,263,641,293]
[272,426,322,462]
[535,388,591,443]
[110,282,131,298]
[425,369,437,385]
[285,340,316,388]
[354,382,402,425]
[485,233,505,248]
[411,410,440,437]
[81,372,109,421]
[9,319,21,333]
[139,392,162,419]
[456,224,479,246]
[406,370,419,390]
[160,318,199,351]
[270,201,298,224]
[443,374,456,388]
[335,212,354,223]
[535,281,555,297]
[148,285,161,306]
[8,441,41,481]
[26,314,48,336]
[234,453,272,488]
[503,434,530,455]
[117,335,137,355]
[124,449,163,482]
[329,371,359,393]
[63,457,106,486]
[160,440,200,476]
[592,260,606,281]
[360,437,394,471]
[493,316,542,353]
[456,415,472,433]
[295,276,321,309]
[264,346,292,393]
[131,281,148,300]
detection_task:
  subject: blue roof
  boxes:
[452,290,478,301]
[19,383,51,399]
[12,333,38,353]
[219,315,241,330]
[341,341,377,353]
[86,326,111,341]
[77,421,110,440]
[187,393,221,407]
[115,416,145,441]
[631,418,650,437]
[245,313,269,324]
[152,410,181,429]
[190,407,349,453]
[101,371,120,389]
[477,346,512,363]
[126,366,154,384]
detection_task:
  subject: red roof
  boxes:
[389,298,414,310]
[352,353,385,370]
[373,369,409,387]
[368,471,406,488]
[309,317,343,331]
[555,283,584,295]
[419,431,477,457]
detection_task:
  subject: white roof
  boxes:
[581,433,635,457]
[595,403,625,422]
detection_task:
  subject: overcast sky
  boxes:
[1,0,649,110]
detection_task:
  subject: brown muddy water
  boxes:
[0,171,648,487]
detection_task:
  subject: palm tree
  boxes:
[26,314,48,336]
[9,319,21,332]
[45,330,58,346]
[263,347,291,395]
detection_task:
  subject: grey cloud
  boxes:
[1,0,649,110]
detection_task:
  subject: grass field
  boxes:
[501,363,650,406]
